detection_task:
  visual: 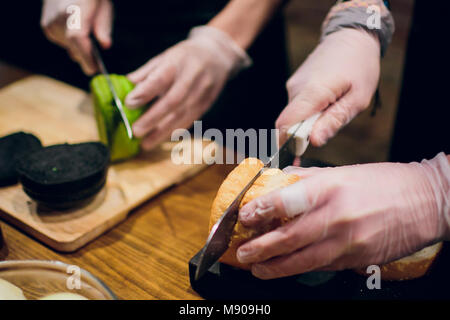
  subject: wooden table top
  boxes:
[0,63,234,300]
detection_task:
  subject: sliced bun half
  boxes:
[356,242,443,281]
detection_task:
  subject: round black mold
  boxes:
[16,142,110,210]
[0,132,42,187]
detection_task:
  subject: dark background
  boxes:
[0,0,417,165]
[0,0,290,137]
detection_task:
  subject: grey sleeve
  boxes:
[321,0,395,56]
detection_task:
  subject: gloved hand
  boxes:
[236,153,450,280]
[276,28,380,148]
[41,0,113,75]
[125,26,252,151]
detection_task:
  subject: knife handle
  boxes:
[287,112,322,156]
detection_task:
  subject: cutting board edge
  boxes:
[0,206,130,252]
[1,74,85,93]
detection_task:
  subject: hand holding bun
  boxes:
[209,157,445,281]
[209,158,300,269]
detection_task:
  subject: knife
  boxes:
[194,112,322,280]
[90,37,134,139]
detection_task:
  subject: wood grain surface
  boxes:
[0,76,217,252]
[0,163,234,299]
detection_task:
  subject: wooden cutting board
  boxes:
[0,75,216,252]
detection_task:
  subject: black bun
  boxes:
[0,132,43,187]
[16,142,110,209]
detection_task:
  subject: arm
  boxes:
[125,0,285,150]
[276,0,394,148]
[208,0,284,50]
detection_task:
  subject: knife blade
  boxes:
[194,118,313,281]
[91,38,134,139]
[194,168,263,281]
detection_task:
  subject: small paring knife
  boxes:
[194,112,322,280]
[90,37,134,140]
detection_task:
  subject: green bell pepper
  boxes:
[90,74,145,162]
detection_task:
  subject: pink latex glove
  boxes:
[276,28,380,147]
[41,0,113,75]
[125,26,252,151]
[236,153,450,280]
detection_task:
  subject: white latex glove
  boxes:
[41,0,113,75]
[125,26,252,151]
[236,153,450,280]
[276,28,380,148]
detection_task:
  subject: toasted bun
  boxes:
[209,158,301,269]
[356,242,443,281]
